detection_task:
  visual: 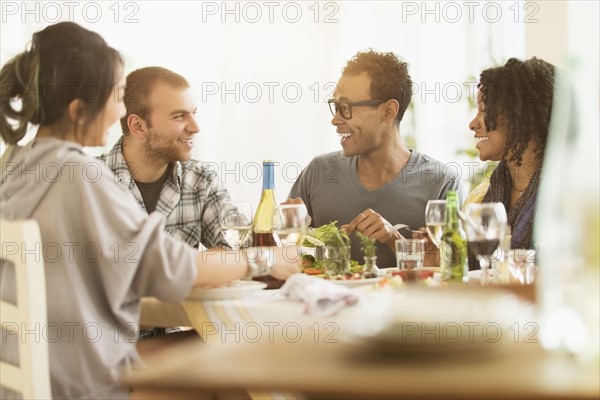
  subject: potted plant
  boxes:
[356,231,380,276]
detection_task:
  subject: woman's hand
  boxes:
[269,245,301,280]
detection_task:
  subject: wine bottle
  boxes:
[440,191,468,282]
[250,161,283,289]
[252,160,279,246]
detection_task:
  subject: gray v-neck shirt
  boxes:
[290,150,463,267]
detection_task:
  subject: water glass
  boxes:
[219,201,253,249]
[425,200,446,247]
[395,239,425,270]
[272,204,309,245]
[323,245,351,276]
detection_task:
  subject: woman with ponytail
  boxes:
[0,22,297,399]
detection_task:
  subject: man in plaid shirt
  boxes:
[100,67,233,338]
[100,67,232,250]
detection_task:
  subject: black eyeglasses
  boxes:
[327,98,386,119]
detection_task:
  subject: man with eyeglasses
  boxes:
[288,50,463,268]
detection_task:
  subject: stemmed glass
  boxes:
[463,203,507,285]
[272,204,310,246]
[425,200,446,248]
[219,202,253,250]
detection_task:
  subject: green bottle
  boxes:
[440,191,468,282]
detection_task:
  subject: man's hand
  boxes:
[413,227,440,266]
[281,197,311,226]
[340,208,403,251]
[282,197,304,205]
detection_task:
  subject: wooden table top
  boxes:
[127,333,599,399]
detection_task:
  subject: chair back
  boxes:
[1,219,51,399]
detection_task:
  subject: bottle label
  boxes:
[263,161,275,190]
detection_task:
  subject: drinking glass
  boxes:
[395,239,425,270]
[425,200,446,247]
[219,201,253,250]
[464,203,507,285]
[508,249,538,285]
[272,204,310,245]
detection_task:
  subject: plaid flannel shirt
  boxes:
[99,137,231,249]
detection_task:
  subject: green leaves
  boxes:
[303,221,350,248]
[356,231,376,257]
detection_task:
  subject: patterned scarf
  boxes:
[482,161,542,249]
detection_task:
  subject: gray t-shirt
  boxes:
[0,139,197,399]
[289,150,463,267]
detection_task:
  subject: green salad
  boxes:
[356,231,376,257]
[302,221,349,248]
[301,221,358,274]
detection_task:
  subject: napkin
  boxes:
[279,274,361,317]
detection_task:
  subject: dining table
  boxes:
[131,276,600,399]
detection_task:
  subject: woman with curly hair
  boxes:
[468,57,555,249]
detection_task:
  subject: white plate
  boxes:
[186,280,267,301]
[326,277,383,288]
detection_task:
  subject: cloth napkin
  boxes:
[279,274,361,317]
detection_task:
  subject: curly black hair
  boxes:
[478,57,555,166]
[343,49,413,125]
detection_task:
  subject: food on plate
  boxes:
[324,270,379,280]
[366,271,441,291]
[303,267,324,276]
[393,269,434,282]
[301,222,352,276]
[300,254,375,279]
[302,221,350,249]
[301,254,317,268]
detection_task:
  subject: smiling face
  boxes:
[143,83,199,163]
[469,90,508,162]
[331,72,387,157]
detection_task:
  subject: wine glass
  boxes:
[463,203,507,285]
[425,200,446,247]
[272,204,310,245]
[219,202,253,250]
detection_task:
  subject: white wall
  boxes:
[2,0,595,210]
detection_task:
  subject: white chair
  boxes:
[1,219,51,399]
